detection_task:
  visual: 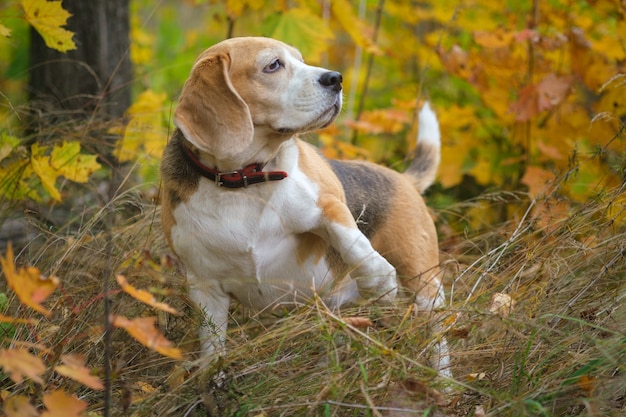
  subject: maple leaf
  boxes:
[20,0,76,53]
[537,73,574,112]
[30,153,61,201]
[41,390,87,417]
[0,243,60,317]
[116,275,179,315]
[3,395,38,417]
[54,354,104,390]
[50,141,101,183]
[0,348,46,384]
[111,315,183,359]
[521,166,556,198]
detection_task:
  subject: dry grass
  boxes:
[1,163,624,417]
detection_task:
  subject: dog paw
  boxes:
[356,259,398,303]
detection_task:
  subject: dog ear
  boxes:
[174,53,254,158]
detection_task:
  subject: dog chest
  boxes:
[169,179,351,309]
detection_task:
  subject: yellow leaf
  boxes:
[0,348,46,384]
[3,395,38,417]
[473,28,514,48]
[115,90,167,163]
[0,243,60,317]
[30,146,61,201]
[55,354,104,390]
[330,0,381,54]
[0,23,11,38]
[116,275,179,315]
[21,0,76,53]
[41,390,87,417]
[111,315,183,359]
[50,141,101,183]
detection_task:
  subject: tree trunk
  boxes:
[28,0,131,120]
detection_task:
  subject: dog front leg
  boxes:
[188,277,231,358]
[318,195,398,303]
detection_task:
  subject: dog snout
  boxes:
[319,71,343,93]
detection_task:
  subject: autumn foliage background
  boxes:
[0,0,625,416]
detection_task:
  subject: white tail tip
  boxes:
[417,101,441,147]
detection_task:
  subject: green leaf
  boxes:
[0,132,20,163]
[265,8,334,63]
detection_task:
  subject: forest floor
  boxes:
[0,169,624,417]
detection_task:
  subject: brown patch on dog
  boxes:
[368,175,441,301]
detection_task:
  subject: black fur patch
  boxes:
[327,159,394,238]
[160,129,201,203]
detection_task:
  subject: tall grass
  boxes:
[0,147,624,416]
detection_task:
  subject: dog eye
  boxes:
[263,59,282,73]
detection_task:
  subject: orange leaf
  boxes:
[510,84,538,122]
[41,390,87,417]
[0,314,35,324]
[473,28,514,48]
[54,354,103,390]
[521,166,556,198]
[0,348,45,384]
[116,275,179,315]
[3,394,38,417]
[111,315,182,359]
[342,317,373,328]
[0,243,59,317]
[537,73,574,112]
[576,374,597,394]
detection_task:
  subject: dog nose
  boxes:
[319,71,343,92]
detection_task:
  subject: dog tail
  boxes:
[405,102,441,194]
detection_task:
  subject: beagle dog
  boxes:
[160,37,449,376]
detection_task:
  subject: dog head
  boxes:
[174,37,343,160]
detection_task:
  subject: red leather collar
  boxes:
[181,142,288,188]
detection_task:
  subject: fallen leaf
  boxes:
[55,354,104,390]
[0,348,45,384]
[467,372,489,382]
[3,394,38,417]
[475,405,487,417]
[577,374,597,394]
[342,316,374,328]
[41,390,87,417]
[488,293,516,317]
[111,315,183,359]
[116,275,179,315]
[0,243,60,317]
[0,314,35,324]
